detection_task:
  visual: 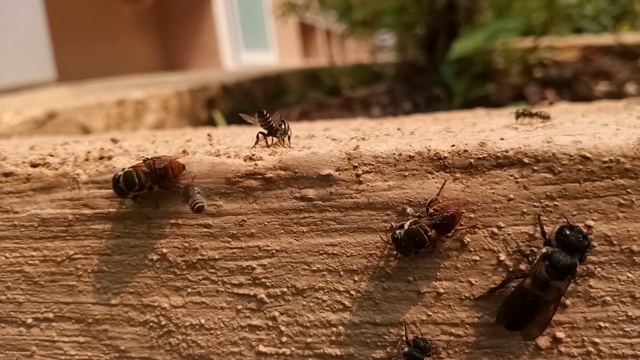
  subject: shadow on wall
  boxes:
[338,244,449,359]
[92,191,183,302]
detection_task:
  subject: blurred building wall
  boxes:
[0,0,374,90]
[0,0,56,90]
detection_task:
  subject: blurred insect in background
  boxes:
[181,176,207,213]
[239,109,292,148]
[381,180,474,258]
[513,108,551,122]
[475,214,592,341]
[112,155,186,202]
[384,321,437,359]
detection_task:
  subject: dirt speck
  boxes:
[536,335,553,350]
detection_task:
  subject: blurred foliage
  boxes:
[280,0,640,109]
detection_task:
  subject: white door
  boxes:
[0,0,56,90]
[213,0,279,69]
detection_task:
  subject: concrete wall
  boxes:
[272,0,305,67]
[0,0,57,90]
[44,0,222,81]
[5,0,372,83]
[156,0,221,70]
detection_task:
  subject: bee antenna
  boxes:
[403,320,410,343]
[562,214,573,225]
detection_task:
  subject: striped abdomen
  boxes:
[112,165,156,199]
[182,185,207,213]
[256,110,278,133]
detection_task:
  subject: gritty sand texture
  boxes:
[0,98,639,359]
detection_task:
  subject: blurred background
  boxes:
[1,0,640,137]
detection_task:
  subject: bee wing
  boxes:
[143,155,173,172]
[519,274,573,341]
[271,111,284,127]
[239,113,259,125]
[425,204,462,223]
[496,257,573,341]
[423,203,463,234]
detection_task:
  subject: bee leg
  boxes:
[425,180,447,211]
[474,270,528,300]
[516,248,537,266]
[537,213,553,247]
[572,267,596,284]
[403,320,411,347]
[287,134,292,147]
[379,235,392,245]
[261,132,271,147]
[252,133,261,149]
[444,222,477,239]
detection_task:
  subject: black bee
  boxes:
[112,156,186,202]
[385,321,436,359]
[239,109,292,148]
[381,180,471,258]
[476,214,591,341]
[513,108,551,121]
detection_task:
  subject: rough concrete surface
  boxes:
[0,98,639,360]
[0,69,274,138]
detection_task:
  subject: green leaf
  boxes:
[447,19,521,60]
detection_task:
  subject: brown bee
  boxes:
[112,155,186,201]
[381,180,472,258]
[181,177,207,213]
[239,109,292,148]
[475,214,591,341]
[513,108,551,121]
[385,321,437,359]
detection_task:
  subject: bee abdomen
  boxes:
[112,173,129,198]
[256,111,275,131]
[121,168,149,193]
[183,185,207,213]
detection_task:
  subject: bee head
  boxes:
[391,229,404,245]
[554,223,591,263]
[121,168,141,193]
[410,336,435,357]
[111,173,129,198]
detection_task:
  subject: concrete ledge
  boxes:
[0,69,273,138]
[0,99,638,358]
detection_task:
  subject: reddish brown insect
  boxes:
[423,181,465,241]
[142,155,186,190]
[112,155,186,202]
[381,180,474,257]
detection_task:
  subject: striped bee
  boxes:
[112,155,186,202]
[181,182,207,213]
[239,109,292,148]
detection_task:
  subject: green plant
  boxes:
[280,0,640,109]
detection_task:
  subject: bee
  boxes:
[181,178,207,213]
[513,108,551,121]
[476,214,591,341]
[239,109,292,148]
[112,155,186,201]
[385,321,436,359]
[381,180,470,258]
